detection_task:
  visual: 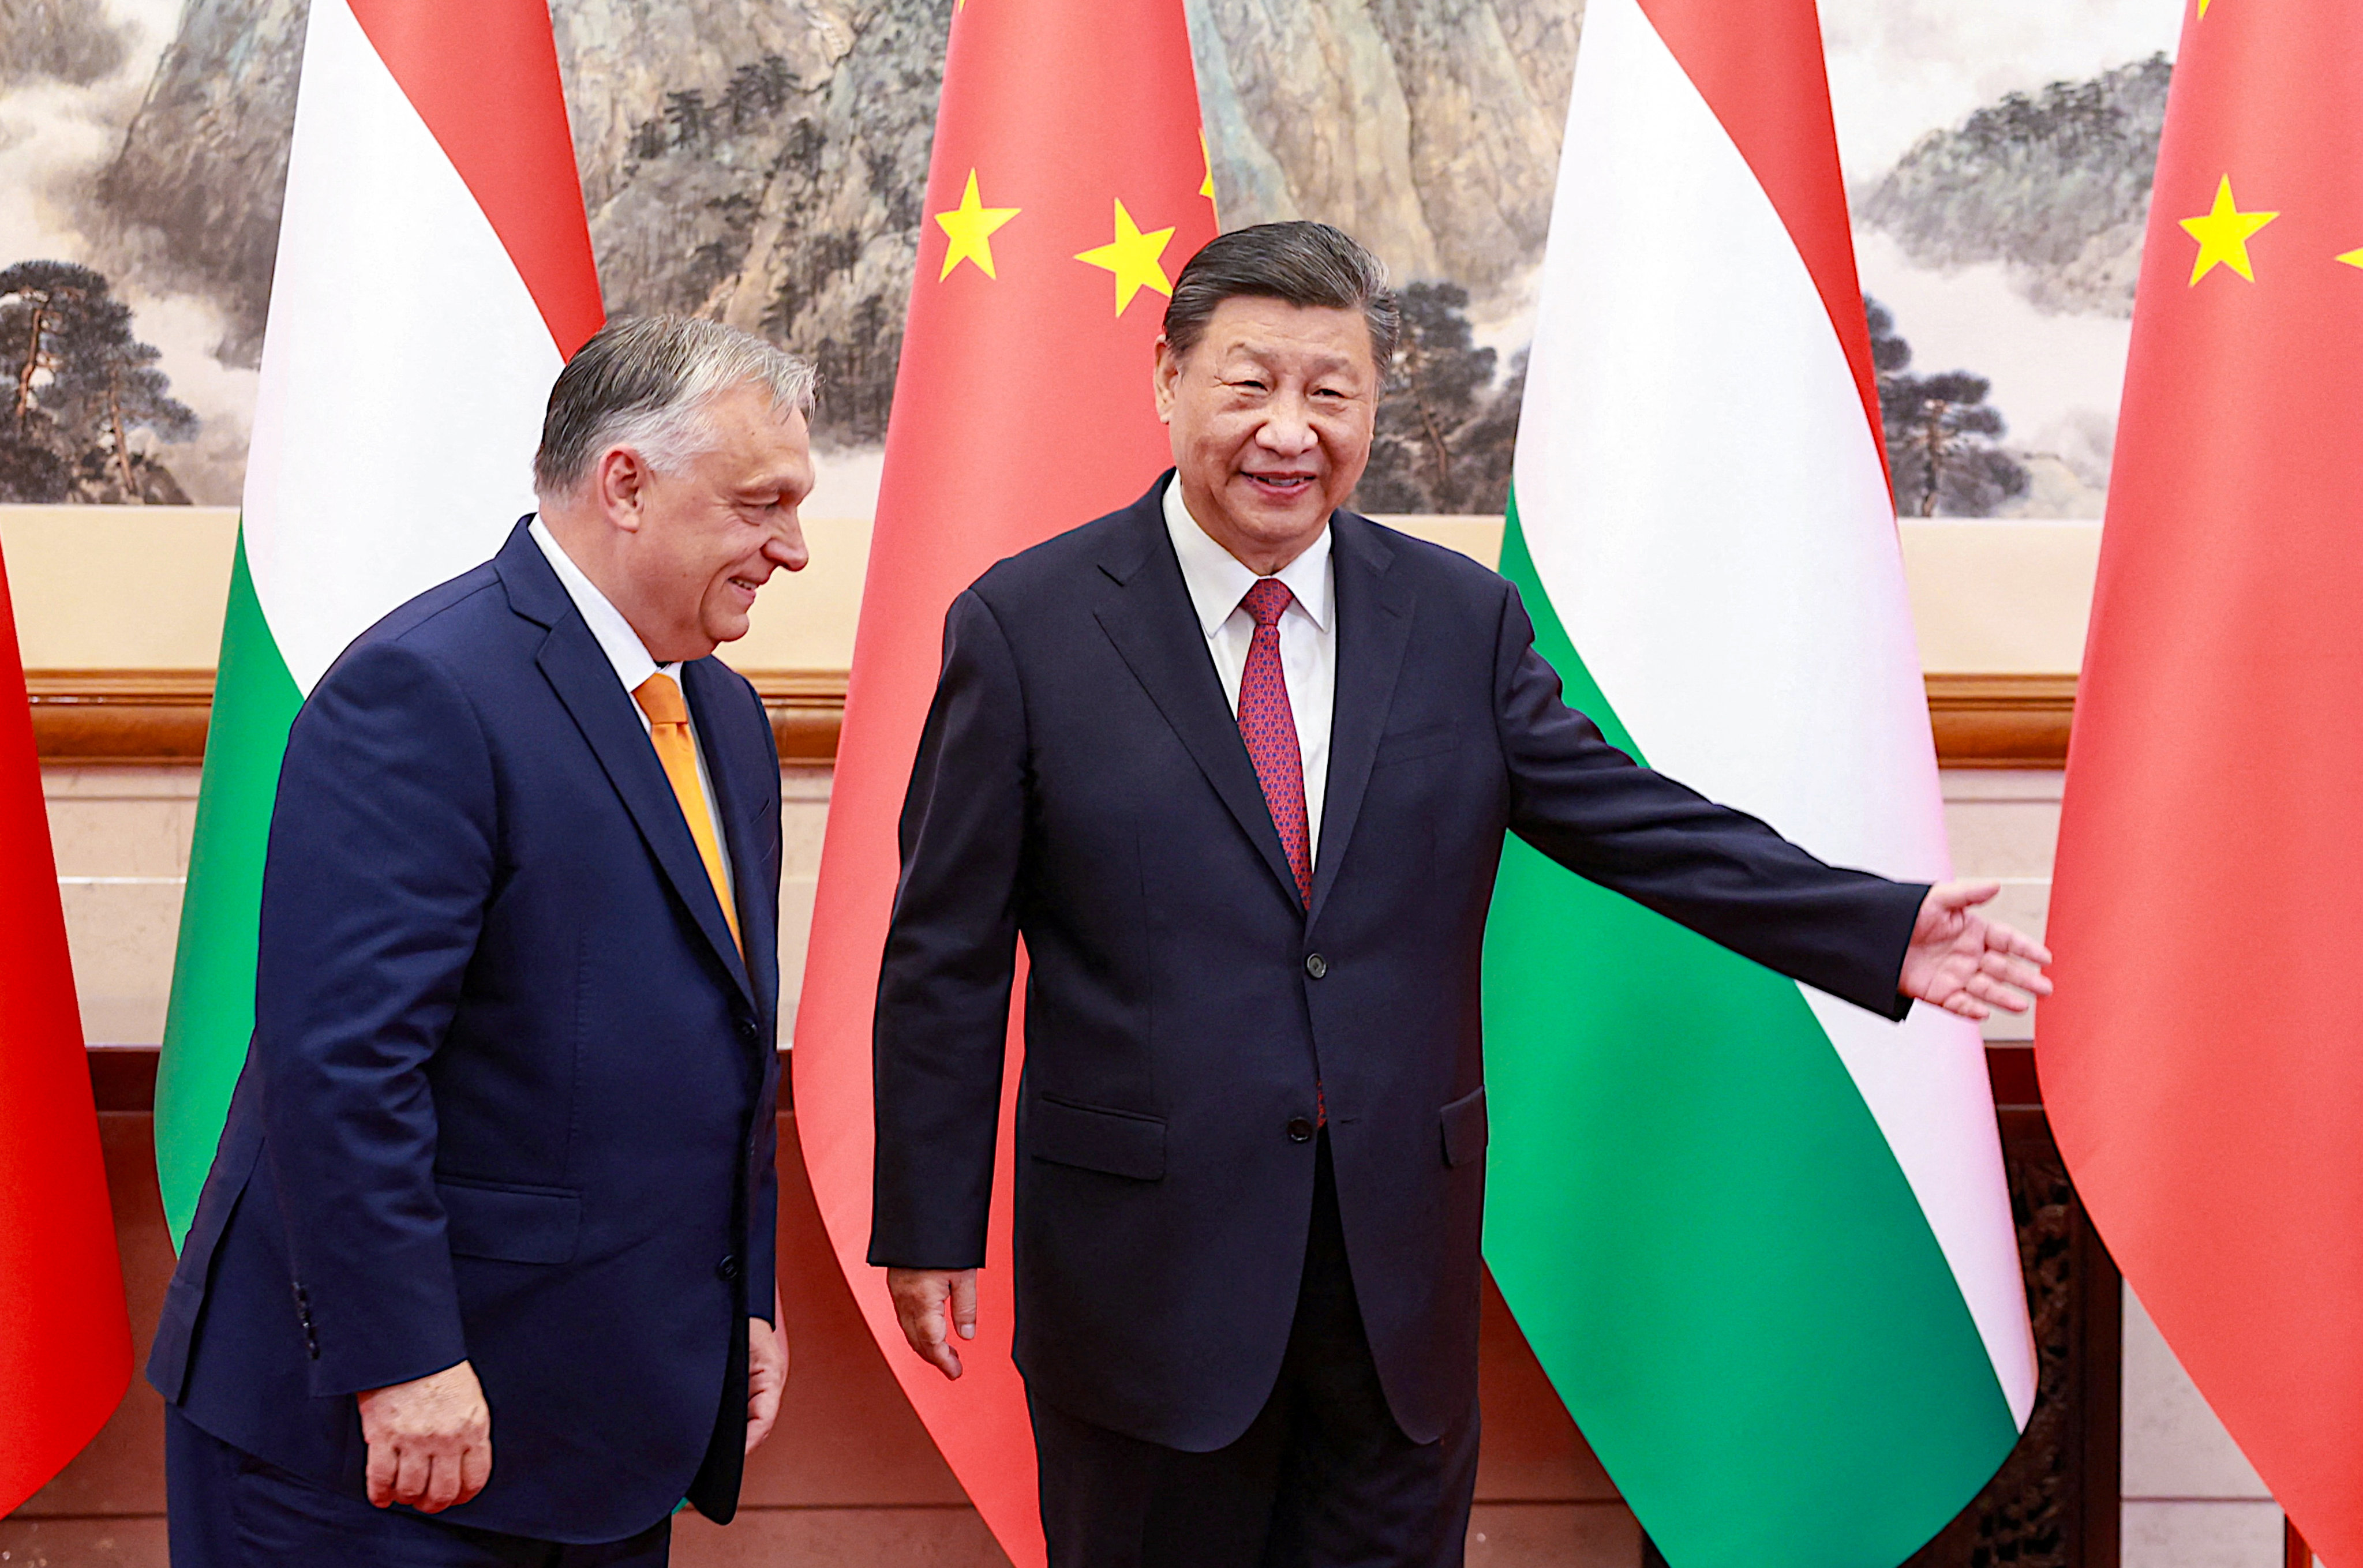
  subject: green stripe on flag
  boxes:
[1482,498,2016,1566]
[158,530,302,1247]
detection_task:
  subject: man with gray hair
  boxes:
[871,222,2047,1563]
[149,314,817,1566]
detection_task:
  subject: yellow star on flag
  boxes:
[1075,199,1177,315]
[2339,247,2363,271]
[2180,175,2277,284]
[935,170,1020,280]
[1200,133,1216,201]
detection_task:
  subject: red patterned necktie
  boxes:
[1237,578,1312,906]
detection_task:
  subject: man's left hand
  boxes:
[1900,880,2054,1020]
[744,1297,789,1456]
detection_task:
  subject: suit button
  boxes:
[1286,1117,1315,1143]
[736,1018,760,1041]
[1304,953,1328,978]
[717,1255,741,1281]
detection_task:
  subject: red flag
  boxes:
[0,545,132,1512]
[792,4,1215,1562]
[2040,1,2363,1557]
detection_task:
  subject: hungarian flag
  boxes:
[0,546,132,1512]
[2040,1,2363,1559]
[1481,0,2033,1561]
[155,0,603,1243]
[791,0,1214,1559]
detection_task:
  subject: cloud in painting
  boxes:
[1820,0,2181,183]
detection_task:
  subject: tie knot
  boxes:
[1240,577,1294,629]
[633,672,688,727]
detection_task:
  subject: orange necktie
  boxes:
[632,673,741,954]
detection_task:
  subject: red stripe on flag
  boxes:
[793,1,1215,1561]
[2041,1,2363,1558]
[0,545,131,1513]
[1633,0,1886,464]
[344,0,604,357]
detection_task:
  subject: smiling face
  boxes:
[1154,296,1380,575]
[574,381,815,662]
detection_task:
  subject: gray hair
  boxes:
[533,315,818,497]
[1162,222,1400,369]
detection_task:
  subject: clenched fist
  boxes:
[358,1359,492,1513]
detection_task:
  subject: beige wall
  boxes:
[1,506,870,673]
[6,509,238,670]
[3,506,2098,676]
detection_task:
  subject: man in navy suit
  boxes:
[150,317,817,1565]
[869,224,2051,1567]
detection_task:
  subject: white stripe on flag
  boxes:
[244,0,564,696]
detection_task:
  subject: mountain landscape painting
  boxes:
[1828,0,2181,518]
[1,0,2178,515]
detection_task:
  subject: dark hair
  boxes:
[533,315,816,497]
[1162,222,1400,369]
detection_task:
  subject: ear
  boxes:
[1151,336,1182,427]
[593,445,653,532]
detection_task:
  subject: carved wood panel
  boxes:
[1904,1107,2120,1568]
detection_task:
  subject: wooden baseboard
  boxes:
[30,669,2074,770]
[28,669,849,766]
[751,671,845,763]
[1924,673,2076,768]
[27,670,213,764]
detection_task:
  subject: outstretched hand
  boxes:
[1899,880,2053,1021]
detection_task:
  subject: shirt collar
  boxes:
[529,516,679,692]
[1160,474,1334,639]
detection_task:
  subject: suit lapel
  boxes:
[684,658,778,1027]
[1308,513,1415,928]
[1092,489,1305,907]
[499,529,756,1005]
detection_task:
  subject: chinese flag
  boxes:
[0,544,132,1512]
[2040,1,2363,1557]
[792,4,1216,1562]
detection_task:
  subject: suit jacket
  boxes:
[147,522,783,1542]
[869,476,1927,1452]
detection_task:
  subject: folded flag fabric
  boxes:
[0,538,132,1512]
[791,0,1215,1559]
[2042,1,2363,1558]
[1482,1,2034,1561]
[155,0,603,1246]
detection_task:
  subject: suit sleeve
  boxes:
[748,680,782,1325]
[1491,584,1926,1020]
[257,639,493,1397]
[869,590,1028,1270]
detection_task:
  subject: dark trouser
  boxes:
[1030,1134,1481,1568]
[164,1404,673,1567]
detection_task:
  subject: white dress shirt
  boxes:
[530,517,733,896]
[1162,475,1338,865]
